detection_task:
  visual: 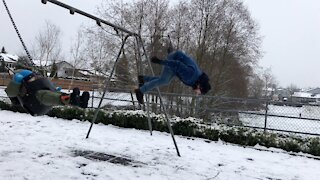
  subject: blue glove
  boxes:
[13,73,24,84]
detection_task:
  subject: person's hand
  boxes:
[151,56,162,64]
[193,84,201,95]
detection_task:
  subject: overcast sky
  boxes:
[1,0,320,88]
[243,0,320,88]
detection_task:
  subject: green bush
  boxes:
[47,107,85,120]
[202,128,219,141]
[279,139,302,153]
[259,133,278,148]
[0,100,11,110]
[172,120,198,137]
[306,138,320,156]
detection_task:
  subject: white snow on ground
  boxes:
[1,110,320,180]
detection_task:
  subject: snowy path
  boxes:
[0,110,319,180]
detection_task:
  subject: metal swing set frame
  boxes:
[2,0,180,156]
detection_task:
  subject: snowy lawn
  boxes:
[1,110,320,180]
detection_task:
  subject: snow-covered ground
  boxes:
[1,110,320,180]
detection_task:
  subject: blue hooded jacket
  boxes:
[161,50,202,86]
[13,69,33,84]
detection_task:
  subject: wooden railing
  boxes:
[0,76,99,91]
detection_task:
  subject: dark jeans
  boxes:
[140,65,175,93]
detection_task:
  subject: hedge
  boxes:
[1,100,320,157]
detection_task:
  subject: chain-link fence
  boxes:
[1,84,320,136]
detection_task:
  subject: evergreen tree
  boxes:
[1,47,7,54]
[0,59,6,72]
[49,61,58,78]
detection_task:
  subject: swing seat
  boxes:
[18,77,56,116]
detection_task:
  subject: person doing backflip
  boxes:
[134,50,211,104]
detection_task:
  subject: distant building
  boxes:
[307,88,320,95]
[292,92,315,103]
[291,88,320,104]
[47,61,109,82]
[54,61,75,78]
[1,54,112,84]
[0,53,18,69]
[273,88,291,101]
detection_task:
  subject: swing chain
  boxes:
[2,0,34,67]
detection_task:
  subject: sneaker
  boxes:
[70,88,80,106]
[138,75,144,87]
[134,88,144,104]
[9,97,21,106]
[80,91,90,108]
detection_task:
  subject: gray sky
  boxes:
[1,0,320,88]
[243,0,320,88]
[0,0,98,57]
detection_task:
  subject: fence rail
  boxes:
[1,81,320,136]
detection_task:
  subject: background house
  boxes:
[0,53,18,71]
[291,88,320,104]
[291,92,316,103]
[53,61,75,78]
[48,61,109,82]
[307,88,320,95]
[275,88,291,101]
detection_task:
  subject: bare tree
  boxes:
[85,0,262,99]
[84,27,117,72]
[248,73,264,98]
[32,20,62,69]
[94,0,171,83]
[70,29,87,70]
[261,67,277,98]
[167,1,192,51]
[64,28,88,89]
[287,84,299,101]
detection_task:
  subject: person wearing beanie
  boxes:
[135,50,211,104]
[5,69,90,116]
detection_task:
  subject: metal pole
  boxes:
[136,35,181,157]
[146,94,153,135]
[130,91,136,111]
[264,100,269,133]
[91,88,94,108]
[86,35,130,138]
[42,0,137,36]
[134,36,153,136]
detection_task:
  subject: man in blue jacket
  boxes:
[135,50,211,104]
